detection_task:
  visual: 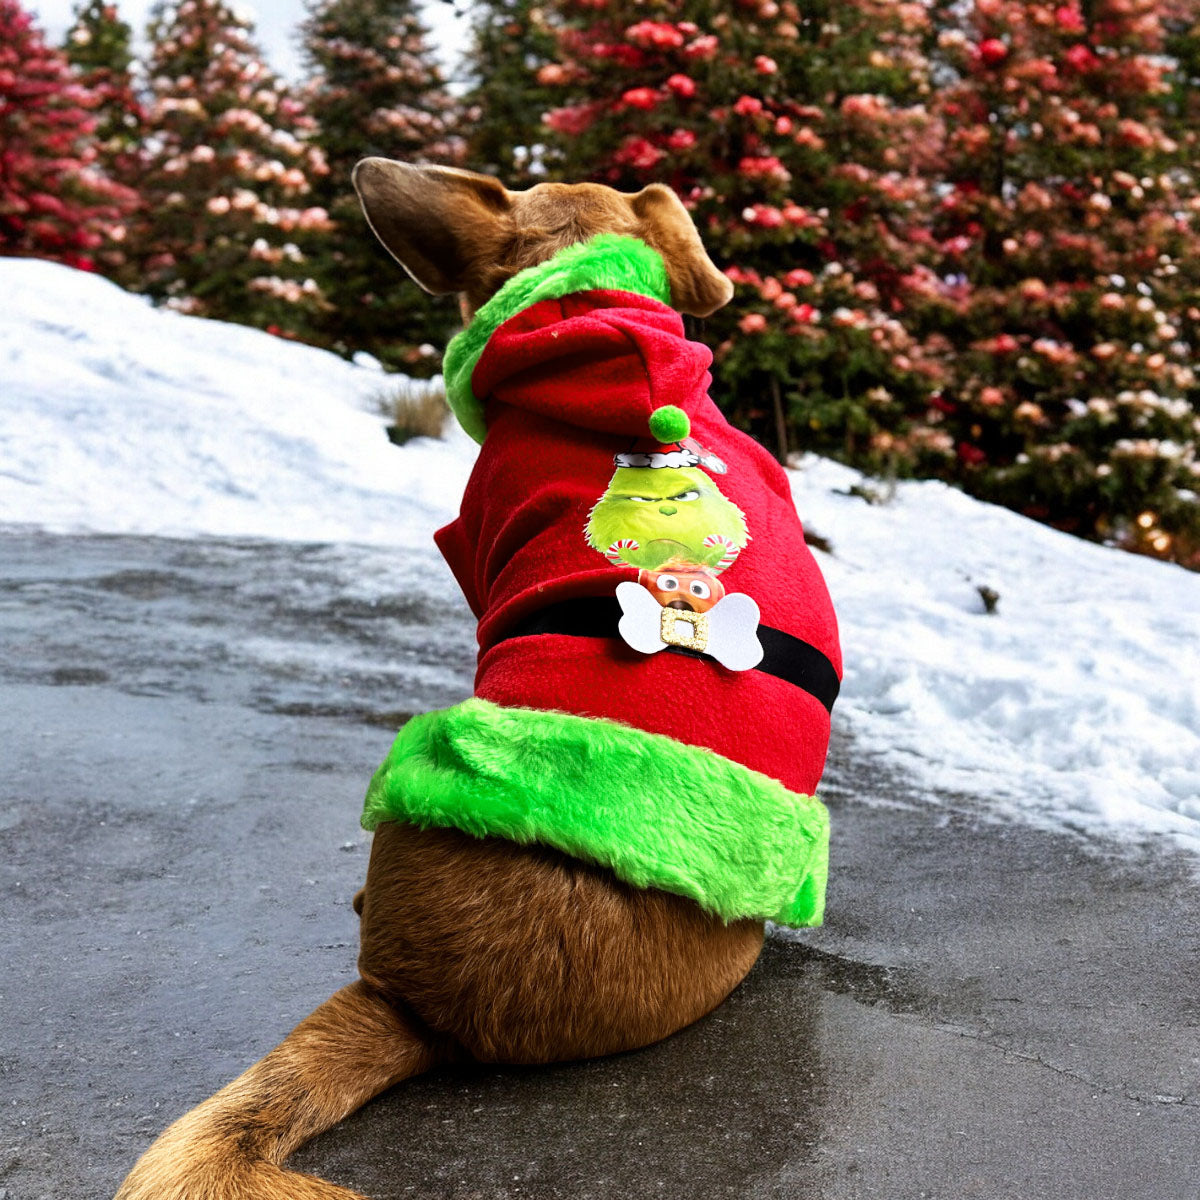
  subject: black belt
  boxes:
[500,596,840,713]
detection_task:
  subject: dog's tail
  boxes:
[115,981,441,1200]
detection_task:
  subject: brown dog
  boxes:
[114,162,759,1200]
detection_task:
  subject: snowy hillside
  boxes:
[792,458,1199,850]
[0,259,472,545]
[2,258,1198,853]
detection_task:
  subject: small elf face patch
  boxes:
[586,406,763,671]
[638,564,725,614]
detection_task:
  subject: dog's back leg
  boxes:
[115,980,445,1200]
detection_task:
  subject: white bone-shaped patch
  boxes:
[615,582,764,672]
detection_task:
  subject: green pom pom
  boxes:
[648,405,690,444]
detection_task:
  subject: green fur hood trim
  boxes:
[362,698,829,927]
[442,234,672,444]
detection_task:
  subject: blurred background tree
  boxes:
[127,0,331,339]
[62,2,144,170]
[301,0,462,373]
[62,0,146,276]
[463,0,949,468]
[0,0,136,270]
[921,0,1200,563]
[458,0,559,179]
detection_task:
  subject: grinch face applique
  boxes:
[585,406,764,671]
[585,464,747,572]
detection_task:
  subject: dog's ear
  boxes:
[352,158,512,295]
[627,184,734,318]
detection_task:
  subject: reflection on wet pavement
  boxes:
[0,526,477,726]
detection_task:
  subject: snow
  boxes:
[3,257,1198,854]
[0,259,473,546]
[789,459,1200,851]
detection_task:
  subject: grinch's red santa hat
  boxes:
[361,234,842,930]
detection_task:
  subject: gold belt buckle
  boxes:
[659,607,709,653]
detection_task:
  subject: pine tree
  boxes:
[63,0,145,276]
[63,1,141,152]
[463,0,944,466]
[300,0,462,373]
[1163,1,1200,147]
[922,0,1200,564]
[0,0,137,269]
[459,0,559,180]
[131,0,331,339]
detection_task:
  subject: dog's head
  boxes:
[352,159,733,322]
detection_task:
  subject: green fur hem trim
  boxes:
[362,698,829,927]
[442,234,672,444]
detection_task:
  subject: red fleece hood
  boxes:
[471,289,714,436]
[435,287,841,798]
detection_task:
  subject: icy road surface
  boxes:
[2,525,1199,1200]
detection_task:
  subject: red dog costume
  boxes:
[364,235,841,927]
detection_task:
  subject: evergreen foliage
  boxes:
[458,0,559,179]
[129,0,331,338]
[921,0,1200,562]
[62,0,146,275]
[301,0,463,373]
[0,0,136,269]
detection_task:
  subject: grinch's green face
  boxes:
[586,466,749,571]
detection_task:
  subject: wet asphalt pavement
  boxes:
[1,526,1198,1200]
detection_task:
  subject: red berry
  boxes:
[977,38,1008,66]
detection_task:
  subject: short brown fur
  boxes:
[115,162,754,1200]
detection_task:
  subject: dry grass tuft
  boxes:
[373,377,451,444]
